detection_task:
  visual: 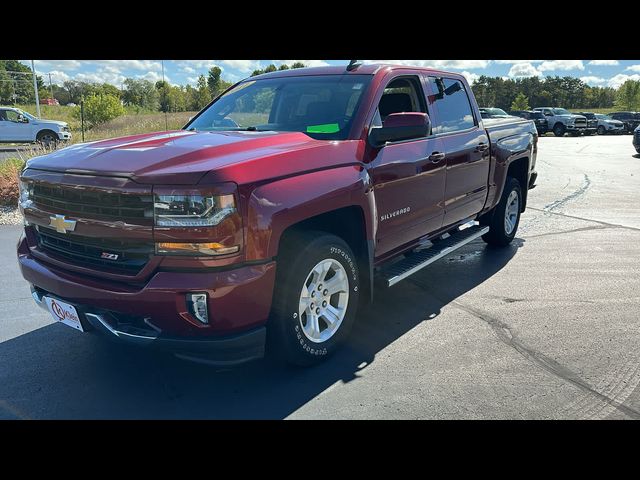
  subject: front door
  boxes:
[368,74,446,258]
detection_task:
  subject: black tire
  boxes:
[37,130,58,149]
[269,231,360,366]
[553,123,566,137]
[481,177,522,247]
[597,125,606,135]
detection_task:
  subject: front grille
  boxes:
[35,226,154,275]
[574,118,587,127]
[31,184,153,222]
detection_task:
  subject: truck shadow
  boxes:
[0,239,522,420]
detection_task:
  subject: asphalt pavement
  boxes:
[1,134,639,419]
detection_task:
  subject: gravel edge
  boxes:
[0,206,23,226]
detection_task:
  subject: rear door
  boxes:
[425,76,490,227]
[368,74,446,257]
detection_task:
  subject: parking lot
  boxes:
[1,134,639,419]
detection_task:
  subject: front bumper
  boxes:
[57,131,72,140]
[18,235,276,365]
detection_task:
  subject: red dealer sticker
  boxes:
[43,297,84,332]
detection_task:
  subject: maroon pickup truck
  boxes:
[17,64,538,366]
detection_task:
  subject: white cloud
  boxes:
[47,70,71,83]
[74,70,127,86]
[494,60,544,64]
[580,76,606,86]
[608,73,640,89]
[101,60,162,71]
[589,60,619,66]
[538,60,584,71]
[29,60,83,71]
[136,71,170,84]
[218,60,262,73]
[625,64,640,73]
[461,71,480,85]
[367,60,491,70]
[508,62,543,78]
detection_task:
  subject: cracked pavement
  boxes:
[1,134,639,419]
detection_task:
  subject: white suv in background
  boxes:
[0,107,71,147]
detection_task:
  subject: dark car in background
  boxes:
[574,112,598,136]
[511,110,549,135]
[634,125,640,153]
[479,107,510,119]
[609,112,640,134]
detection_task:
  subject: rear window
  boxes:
[427,77,476,134]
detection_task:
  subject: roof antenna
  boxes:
[346,60,362,72]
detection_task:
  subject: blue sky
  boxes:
[22,60,640,89]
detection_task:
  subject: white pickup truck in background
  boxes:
[0,107,71,147]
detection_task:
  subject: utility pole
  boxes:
[161,60,168,131]
[31,60,41,117]
[48,73,55,104]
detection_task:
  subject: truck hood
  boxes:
[34,119,67,128]
[25,130,343,185]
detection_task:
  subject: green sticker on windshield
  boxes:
[306,123,340,134]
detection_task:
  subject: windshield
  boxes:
[186,75,373,140]
[552,108,572,115]
[530,112,544,119]
[595,114,611,120]
[488,108,508,115]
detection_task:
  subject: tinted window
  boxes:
[427,77,475,134]
[529,112,544,119]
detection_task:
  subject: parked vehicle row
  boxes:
[480,106,638,137]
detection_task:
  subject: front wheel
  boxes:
[37,131,58,149]
[597,126,606,135]
[482,177,522,247]
[553,124,566,137]
[269,231,360,366]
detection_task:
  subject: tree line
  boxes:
[470,75,640,112]
[0,61,308,113]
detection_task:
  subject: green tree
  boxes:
[616,80,640,111]
[0,60,44,104]
[122,78,159,110]
[511,92,530,111]
[207,66,222,97]
[290,62,306,69]
[74,94,125,127]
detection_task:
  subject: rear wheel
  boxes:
[482,177,522,247]
[553,123,566,137]
[269,231,360,366]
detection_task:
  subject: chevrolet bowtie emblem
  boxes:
[49,214,77,234]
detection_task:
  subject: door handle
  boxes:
[429,152,446,163]
[475,142,489,152]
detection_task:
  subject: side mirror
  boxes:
[369,112,431,146]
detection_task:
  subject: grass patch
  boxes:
[0,158,25,206]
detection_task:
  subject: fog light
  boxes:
[187,293,209,324]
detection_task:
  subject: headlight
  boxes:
[18,179,33,209]
[153,186,242,257]
[154,192,236,227]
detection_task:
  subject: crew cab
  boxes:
[17,64,537,366]
[533,107,587,137]
[0,107,71,147]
